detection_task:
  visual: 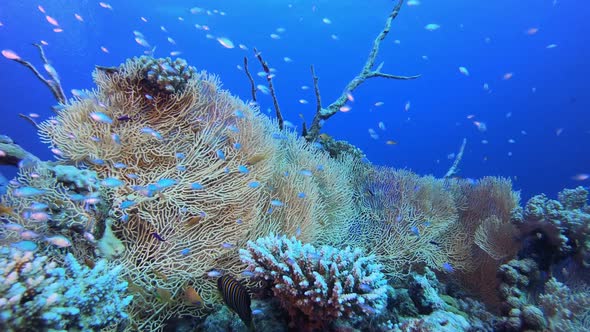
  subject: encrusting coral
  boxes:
[239,233,390,331]
[0,247,132,331]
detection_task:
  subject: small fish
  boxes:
[140,127,163,140]
[424,23,441,31]
[216,149,226,161]
[378,121,386,131]
[217,37,235,49]
[248,181,261,188]
[359,283,373,292]
[386,140,398,145]
[458,66,470,76]
[45,235,72,248]
[241,271,255,278]
[233,142,242,149]
[217,275,254,330]
[14,187,46,197]
[180,248,190,256]
[297,192,306,199]
[4,223,24,232]
[221,242,235,249]
[185,286,203,306]
[404,101,411,112]
[28,212,50,223]
[410,226,420,237]
[156,178,177,189]
[11,240,38,251]
[101,177,124,188]
[117,115,132,121]
[120,200,136,209]
[237,165,249,174]
[207,270,223,278]
[113,162,127,169]
[191,182,204,190]
[442,262,454,273]
[89,112,113,124]
[299,169,313,177]
[151,232,166,242]
[20,230,40,240]
[111,133,121,144]
[270,199,284,207]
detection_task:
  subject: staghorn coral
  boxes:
[0,247,131,331]
[239,234,389,331]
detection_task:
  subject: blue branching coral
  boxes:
[239,234,389,330]
[0,247,132,331]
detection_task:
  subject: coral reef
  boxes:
[33,56,370,330]
[513,186,590,268]
[0,134,40,167]
[495,258,544,331]
[239,234,389,331]
[0,162,106,260]
[0,247,131,331]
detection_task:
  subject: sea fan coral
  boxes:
[35,56,367,330]
[0,247,131,331]
[353,167,465,279]
[239,234,389,330]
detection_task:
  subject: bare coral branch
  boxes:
[444,138,467,178]
[305,0,420,142]
[243,57,257,102]
[7,43,66,104]
[253,48,284,130]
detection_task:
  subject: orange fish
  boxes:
[185,286,203,306]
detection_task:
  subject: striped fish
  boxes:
[217,275,254,330]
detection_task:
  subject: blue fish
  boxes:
[234,109,245,118]
[270,199,284,207]
[181,248,190,256]
[175,152,186,159]
[216,149,226,161]
[140,127,163,140]
[248,181,260,188]
[191,182,204,190]
[176,165,187,171]
[156,178,177,189]
[111,133,121,145]
[120,214,130,222]
[89,111,113,124]
[13,187,46,197]
[442,262,454,273]
[113,162,127,169]
[410,226,420,237]
[299,169,313,177]
[11,240,38,251]
[120,200,136,209]
[237,165,249,174]
[226,125,240,133]
[101,177,124,188]
[90,158,105,165]
[297,192,306,198]
[233,142,242,149]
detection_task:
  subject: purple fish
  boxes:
[151,232,166,242]
[117,115,132,121]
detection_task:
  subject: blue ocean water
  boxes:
[0,0,588,201]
